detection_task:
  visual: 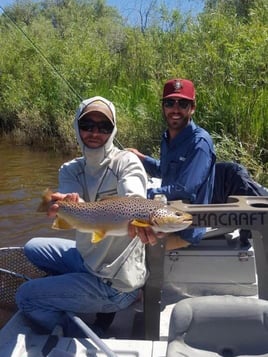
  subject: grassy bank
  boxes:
[0,0,267,184]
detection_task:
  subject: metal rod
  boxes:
[0,267,31,281]
[67,312,118,357]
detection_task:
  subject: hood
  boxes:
[74,96,117,174]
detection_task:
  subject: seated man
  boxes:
[16,96,148,337]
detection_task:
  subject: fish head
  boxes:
[150,205,192,233]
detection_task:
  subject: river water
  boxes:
[0,138,75,248]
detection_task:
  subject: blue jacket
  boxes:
[143,120,216,244]
[212,161,268,203]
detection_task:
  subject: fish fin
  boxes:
[37,188,54,212]
[91,231,106,243]
[131,219,151,228]
[52,217,73,230]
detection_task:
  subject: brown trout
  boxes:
[38,189,192,243]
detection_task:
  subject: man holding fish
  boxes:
[16,95,192,337]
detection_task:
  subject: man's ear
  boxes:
[191,102,196,115]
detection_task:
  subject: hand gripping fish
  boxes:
[38,189,192,243]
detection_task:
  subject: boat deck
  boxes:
[1,196,268,356]
[0,303,171,356]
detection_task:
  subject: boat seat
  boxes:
[167,295,268,357]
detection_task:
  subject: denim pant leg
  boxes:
[24,237,87,274]
[16,271,138,331]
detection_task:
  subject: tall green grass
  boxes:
[0,0,267,183]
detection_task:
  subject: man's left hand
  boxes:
[128,223,165,246]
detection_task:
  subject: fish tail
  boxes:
[37,188,54,212]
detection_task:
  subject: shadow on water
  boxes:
[0,138,75,248]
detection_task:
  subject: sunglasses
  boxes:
[78,120,114,134]
[162,99,192,109]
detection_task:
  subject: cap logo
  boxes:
[174,80,183,92]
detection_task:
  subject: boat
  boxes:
[1,195,268,356]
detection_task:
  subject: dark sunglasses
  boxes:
[78,120,114,134]
[162,98,192,109]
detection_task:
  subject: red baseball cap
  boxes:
[162,79,195,100]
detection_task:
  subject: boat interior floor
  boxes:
[0,228,261,356]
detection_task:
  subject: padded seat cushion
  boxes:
[167,295,268,356]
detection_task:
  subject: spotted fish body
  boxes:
[39,190,192,243]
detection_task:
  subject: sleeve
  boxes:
[147,140,214,202]
[116,151,148,198]
[142,156,162,178]
[58,160,85,197]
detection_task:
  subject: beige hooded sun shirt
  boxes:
[58,96,148,292]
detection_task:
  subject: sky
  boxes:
[0,0,204,21]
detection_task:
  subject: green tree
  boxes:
[0,0,267,180]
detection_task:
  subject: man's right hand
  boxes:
[125,148,146,161]
[47,192,80,217]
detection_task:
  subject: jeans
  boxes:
[15,237,138,332]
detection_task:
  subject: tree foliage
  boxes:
[0,0,267,181]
